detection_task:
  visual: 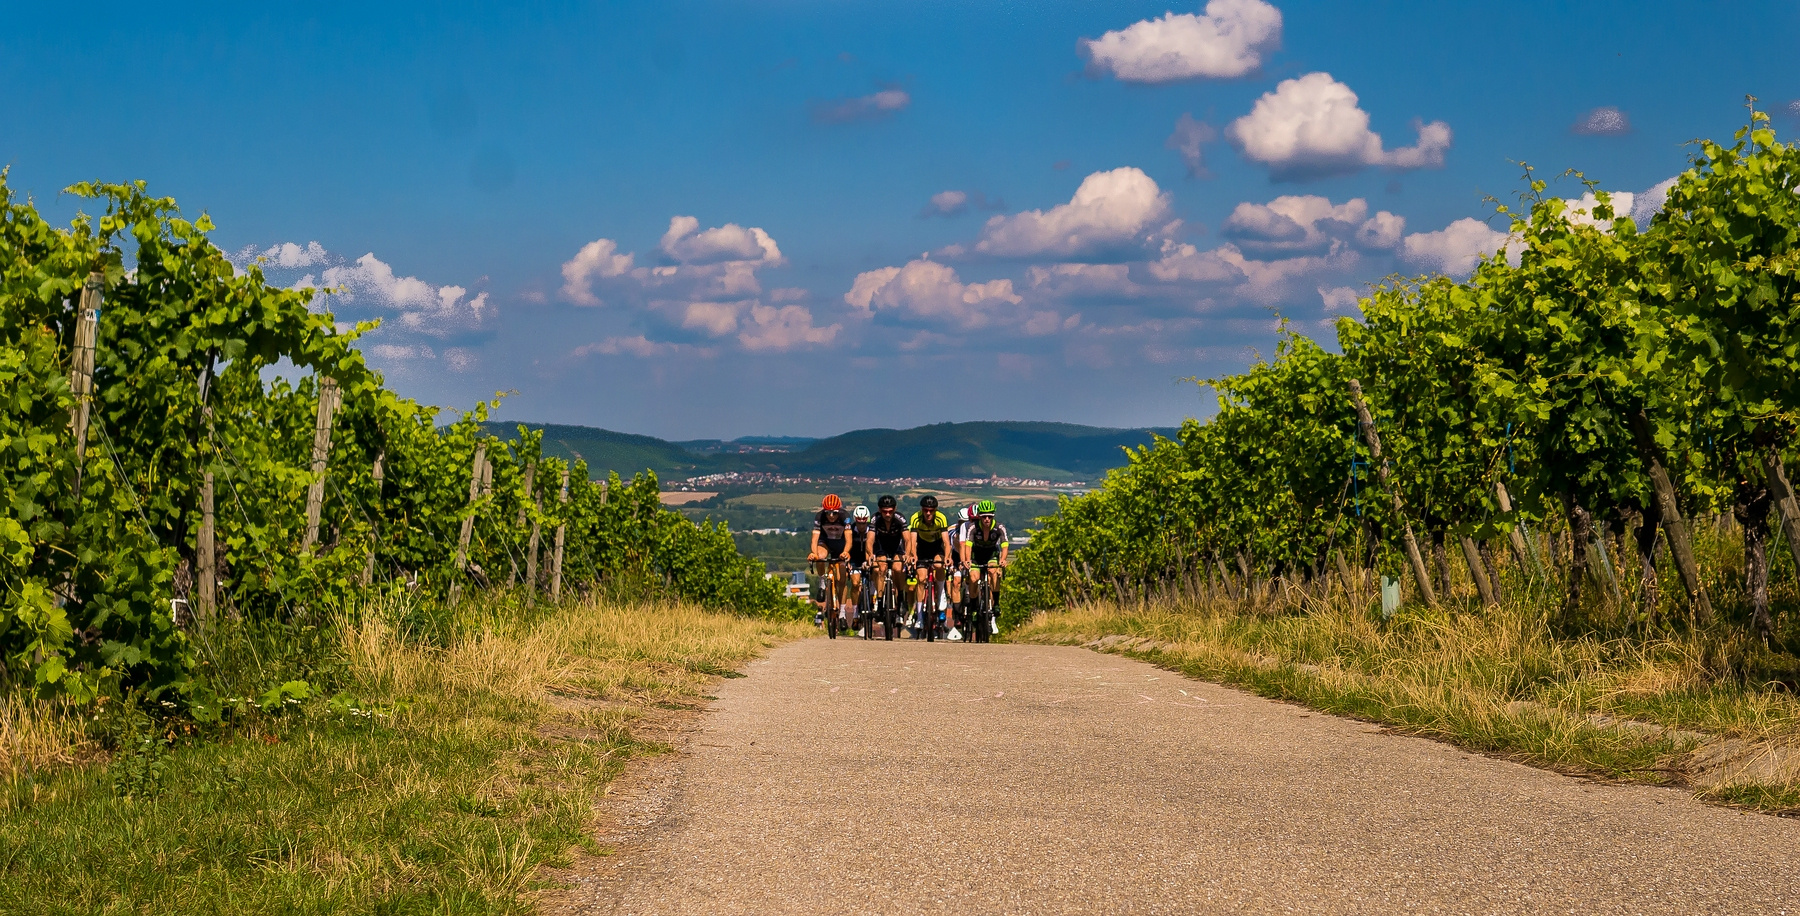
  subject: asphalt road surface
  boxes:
[572,640,1800,915]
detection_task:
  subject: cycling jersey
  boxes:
[963,519,1009,549]
[848,522,871,565]
[815,508,849,555]
[908,510,951,543]
[872,512,906,557]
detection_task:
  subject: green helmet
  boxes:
[975,499,995,515]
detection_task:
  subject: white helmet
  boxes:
[852,505,872,520]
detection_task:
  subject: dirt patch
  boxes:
[657,491,716,506]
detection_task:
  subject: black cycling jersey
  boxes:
[872,511,906,557]
[848,522,871,564]
[814,508,849,553]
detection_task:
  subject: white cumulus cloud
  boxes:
[846,259,1045,331]
[1227,72,1451,181]
[1221,195,1402,258]
[1081,0,1283,82]
[1400,217,1514,277]
[260,241,330,269]
[738,304,841,351]
[560,239,635,305]
[659,216,782,265]
[319,253,490,336]
[973,167,1171,261]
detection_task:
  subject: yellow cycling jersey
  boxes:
[908,510,951,543]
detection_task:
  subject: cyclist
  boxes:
[948,503,978,623]
[810,494,851,629]
[871,495,908,617]
[906,495,958,636]
[846,505,874,633]
[959,499,1010,603]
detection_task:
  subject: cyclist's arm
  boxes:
[960,537,971,566]
[864,526,875,559]
[809,527,821,557]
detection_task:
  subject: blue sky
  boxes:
[6,1,1796,438]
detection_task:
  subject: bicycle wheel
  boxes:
[859,573,874,639]
[826,567,839,639]
[882,573,897,641]
[923,572,936,642]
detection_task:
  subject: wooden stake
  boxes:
[1459,535,1498,608]
[301,377,341,551]
[1347,379,1437,606]
[1493,481,1538,577]
[1333,548,1357,593]
[59,279,103,610]
[450,442,487,608]
[1760,448,1800,582]
[510,461,536,586]
[196,469,215,621]
[68,274,103,498]
[1630,410,1712,624]
[550,466,570,602]
[362,449,384,587]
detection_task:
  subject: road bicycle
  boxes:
[913,559,949,642]
[966,560,1003,643]
[864,556,902,640]
[813,555,849,639]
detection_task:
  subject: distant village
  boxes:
[674,471,1087,491]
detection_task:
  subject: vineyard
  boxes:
[1004,110,1800,666]
[0,175,794,708]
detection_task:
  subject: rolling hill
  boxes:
[480,420,1178,483]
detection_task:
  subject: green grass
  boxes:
[0,598,809,914]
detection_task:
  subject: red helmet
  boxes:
[822,494,842,511]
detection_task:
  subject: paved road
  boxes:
[571,640,1800,915]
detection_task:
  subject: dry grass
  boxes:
[0,695,93,783]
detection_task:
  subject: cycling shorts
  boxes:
[916,539,944,564]
[873,534,905,558]
[849,543,868,567]
[818,538,847,560]
[969,545,1000,567]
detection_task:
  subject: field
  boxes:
[0,597,810,914]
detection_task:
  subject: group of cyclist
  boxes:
[807,493,1009,641]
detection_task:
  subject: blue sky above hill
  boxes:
[5,1,1797,438]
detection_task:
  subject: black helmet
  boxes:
[878,494,897,510]
[920,494,938,509]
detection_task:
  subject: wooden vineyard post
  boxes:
[511,461,536,586]
[1458,535,1498,608]
[301,377,341,551]
[524,473,543,606]
[58,279,103,610]
[550,467,570,602]
[1332,549,1357,593]
[449,442,488,608]
[1347,379,1437,607]
[68,274,103,498]
[1760,449,1800,581]
[1493,481,1539,577]
[196,469,216,621]
[362,449,384,587]
[1628,410,1712,624]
